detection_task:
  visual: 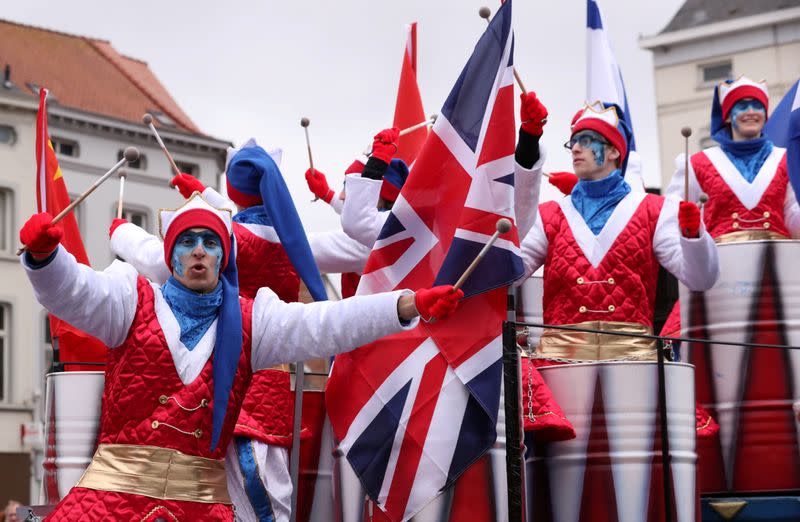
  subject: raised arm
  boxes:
[309,229,371,275]
[653,198,719,291]
[110,221,171,284]
[21,214,138,348]
[341,176,388,248]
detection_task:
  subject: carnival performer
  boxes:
[109,141,343,521]
[660,76,800,336]
[515,93,719,364]
[24,192,461,521]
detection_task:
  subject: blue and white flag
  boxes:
[780,81,800,201]
[586,0,636,150]
[764,78,800,148]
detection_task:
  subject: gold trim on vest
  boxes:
[715,230,789,244]
[76,443,230,504]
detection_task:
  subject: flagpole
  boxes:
[16,148,139,255]
[503,286,524,522]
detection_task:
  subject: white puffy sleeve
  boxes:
[110,222,171,284]
[309,229,371,274]
[341,176,388,248]
[665,153,702,203]
[784,183,800,238]
[22,247,139,348]
[517,210,549,285]
[514,144,546,240]
[250,288,418,370]
[653,198,719,291]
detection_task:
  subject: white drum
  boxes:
[41,371,105,503]
[516,273,544,347]
[679,239,800,493]
[525,362,696,522]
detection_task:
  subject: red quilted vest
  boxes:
[539,195,664,327]
[691,148,790,239]
[232,221,300,447]
[98,277,253,460]
[234,222,300,302]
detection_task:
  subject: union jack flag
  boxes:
[325,2,521,520]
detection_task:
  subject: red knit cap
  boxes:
[571,108,628,164]
[162,209,231,272]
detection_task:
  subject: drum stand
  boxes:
[502,289,524,522]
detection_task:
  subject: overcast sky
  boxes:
[4,0,684,234]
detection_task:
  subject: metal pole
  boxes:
[656,341,674,521]
[502,287,523,522]
[289,362,305,522]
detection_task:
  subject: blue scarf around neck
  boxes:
[571,169,632,235]
[713,128,774,183]
[161,276,223,350]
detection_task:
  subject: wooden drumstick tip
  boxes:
[142,113,154,125]
[698,193,709,205]
[680,127,692,138]
[300,117,311,128]
[479,6,491,19]
[123,147,140,162]
[430,114,438,123]
[496,218,512,234]
[117,170,128,179]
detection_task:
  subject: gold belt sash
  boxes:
[533,321,656,362]
[715,230,789,244]
[76,443,230,504]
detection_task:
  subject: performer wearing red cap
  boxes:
[109,141,364,521]
[515,95,719,368]
[666,76,800,240]
[21,191,461,521]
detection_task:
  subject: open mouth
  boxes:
[189,263,207,276]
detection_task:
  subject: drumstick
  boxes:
[698,193,709,212]
[453,218,512,291]
[681,127,692,201]
[479,7,527,95]
[398,114,437,136]
[17,148,140,255]
[143,113,183,193]
[116,171,128,220]
[300,117,319,202]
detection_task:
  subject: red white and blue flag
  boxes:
[325,2,521,520]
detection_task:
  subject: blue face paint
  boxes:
[568,131,607,166]
[171,230,223,277]
[730,98,766,132]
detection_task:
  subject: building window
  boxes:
[118,149,146,170]
[51,137,79,157]
[0,303,9,401]
[0,187,13,255]
[174,161,199,177]
[120,207,149,231]
[699,61,732,86]
[0,125,16,145]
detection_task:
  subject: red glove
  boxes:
[520,92,548,136]
[414,285,464,322]
[109,218,128,239]
[678,201,701,238]
[170,173,205,199]
[370,127,400,163]
[305,168,334,203]
[548,172,578,195]
[20,212,63,256]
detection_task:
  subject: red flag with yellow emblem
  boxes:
[35,88,107,369]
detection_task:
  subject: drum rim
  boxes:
[536,361,694,372]
[716,238,800,248]
[45,371,105,378]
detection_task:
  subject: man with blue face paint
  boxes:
[515,100,718,357]
[666,76,800,241]
[19,192,463,521]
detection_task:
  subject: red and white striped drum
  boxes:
[41,371,105,503]
[525,361,697,522]
[679,239,800,494]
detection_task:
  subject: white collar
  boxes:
[557,191,647,268]
[703,146,784,210]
